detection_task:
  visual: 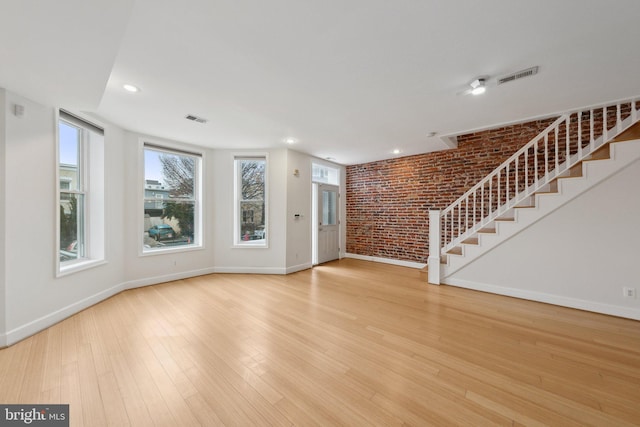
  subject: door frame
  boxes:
[312,182,341,265]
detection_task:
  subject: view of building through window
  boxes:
[143,146,199,251]
[236,157,266,244]
[312,163,340,185]
[58,111,105,269]
[59,121,84,262]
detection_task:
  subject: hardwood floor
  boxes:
[1,259,639,426]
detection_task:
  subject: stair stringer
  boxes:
[441,138,640,279]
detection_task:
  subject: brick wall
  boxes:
[345,118,558,263]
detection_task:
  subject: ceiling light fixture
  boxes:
[285,138,297,144]
[123,84,140,93]
[392,149,401,155]
[470,78,486,95]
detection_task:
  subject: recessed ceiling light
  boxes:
[285,138,297,144]
[123,84,140,93]
[470,79,486,95]
[325,157,336,161]
[392,149,401,155]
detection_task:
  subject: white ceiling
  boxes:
[2,0,640,165]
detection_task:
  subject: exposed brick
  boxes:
[346,118,558,263]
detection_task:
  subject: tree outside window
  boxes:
[236,157,266,244]
[143,145,200,251]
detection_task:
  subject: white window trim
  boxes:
[233,153,269,248]
[139,138,205,257]
[55,109,107,277]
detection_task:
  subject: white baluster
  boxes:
[566,118,570,171]
[578,112,582,158]
[544,134,549,178]
[464,197,468,235]
[534,140,538,187]
[473,190,477,228]
[555,127,560,172]
[590,109,594,153]
[617,103,622,133]
[603,105,608,142]
[481,183,485,219]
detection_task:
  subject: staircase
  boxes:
[428,98,640,285]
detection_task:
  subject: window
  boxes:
[312,163,340,185]
[143,144,202,252]
[235,156,267,245]
[57,111,105,272]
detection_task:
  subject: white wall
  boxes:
[286,150,313,272]
[0,89,7,344]
[122,132,217,286]
[447,156,640,320]
[3,90,127,343]
[211,149,288,273]
[0,87,346,346]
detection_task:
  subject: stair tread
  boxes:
[478,227,496,233]
[440,104,640,281]
[611,121,640,143]
[447,246,463,255]
[584,144,611,161]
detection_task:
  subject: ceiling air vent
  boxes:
[185,114,208,124]
[497,66,539,85]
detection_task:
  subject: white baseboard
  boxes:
[212,266,288,275]
[345,253,426,269]
[4,282,126,347]
[286,263,313,274]
[123,267,218,290]
[444,277,640,321]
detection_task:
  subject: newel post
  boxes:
[428,210,441,285]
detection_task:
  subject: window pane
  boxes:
[240,200,265,241]
[145,149,195,199]
[59,193,84,261]
[236,157,266,245]
[241,160,265,200]
[144,201,195,249]
[312,163,339,185]
[144,146,199,251]
[322,190,337,225]
[59,121,80,191]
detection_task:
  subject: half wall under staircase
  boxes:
[428,98,640,291]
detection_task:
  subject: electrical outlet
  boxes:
[623,287,636,298]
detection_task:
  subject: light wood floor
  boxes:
[1,259,639,426]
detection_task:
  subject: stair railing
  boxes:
[428,98,639,285]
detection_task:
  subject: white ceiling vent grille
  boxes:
[185,114,208,124]
[497,66,539,85]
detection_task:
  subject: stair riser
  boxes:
[443,139,640,277]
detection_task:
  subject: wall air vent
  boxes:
[185,114,208,124]
[497,66,539,85]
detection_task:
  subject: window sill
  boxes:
[58,258,107,278]
[233,241,269,249]
[141,243,204,257]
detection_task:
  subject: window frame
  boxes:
[140,140,204,256]
[233,154,268,248]
[56,110,106,276]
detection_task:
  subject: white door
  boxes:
[317,184,340,264]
